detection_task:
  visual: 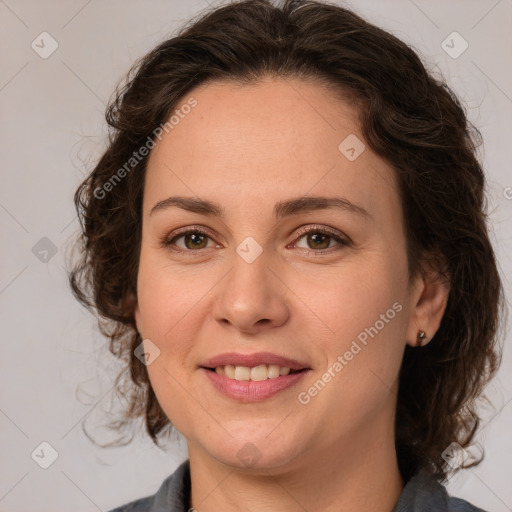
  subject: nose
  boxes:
[212,249,290,335]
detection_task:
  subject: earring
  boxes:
[417,330,427,346]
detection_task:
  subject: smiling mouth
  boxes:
[202,364,306,381]
[201,364,311,402]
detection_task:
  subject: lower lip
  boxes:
[201,368,310,402]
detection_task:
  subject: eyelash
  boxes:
[159,224,350,256]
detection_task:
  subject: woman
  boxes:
[68,0,504,510]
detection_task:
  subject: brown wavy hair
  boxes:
[67,0,505,483]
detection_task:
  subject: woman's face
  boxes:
[134,77,429,471]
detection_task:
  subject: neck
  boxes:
[188,410,404,512]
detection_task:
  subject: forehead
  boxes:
[144,77,399,227]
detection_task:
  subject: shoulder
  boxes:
[447,496,488,512]
[107,495,154,512]
[106,459,191,512]
[393,470,488,512]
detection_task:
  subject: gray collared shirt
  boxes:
[107,459,487,512]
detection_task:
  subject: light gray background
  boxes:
[1,0,511,510]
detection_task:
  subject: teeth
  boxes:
[215,364,292,380]
[235,366,250,381]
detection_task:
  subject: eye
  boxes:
[291,225,350,254]
[160,227,218,253]
[160,224,350,255]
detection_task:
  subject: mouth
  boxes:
[199,352,312,402]
[200,351,311,380]
[201,364,306,381]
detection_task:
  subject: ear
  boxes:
[406,259,450,347]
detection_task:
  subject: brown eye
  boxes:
[161,225,349,256]
[304,232,332,250]
[181,232,209,250]
[293,226,349,253]
[161,228,216,252]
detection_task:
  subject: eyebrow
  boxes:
[150,195,371,220]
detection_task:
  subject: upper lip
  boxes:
[201,352,311,371]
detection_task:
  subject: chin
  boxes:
[200,434,302,473]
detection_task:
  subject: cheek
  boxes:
[316,257,406,340]
[136,251,205,338]
[135,257,206,431]
[309,255,409,393]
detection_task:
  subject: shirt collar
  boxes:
[148,460,481,512]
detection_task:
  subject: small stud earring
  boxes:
[417,330,427,346]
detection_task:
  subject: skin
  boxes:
[134,77,449,512]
